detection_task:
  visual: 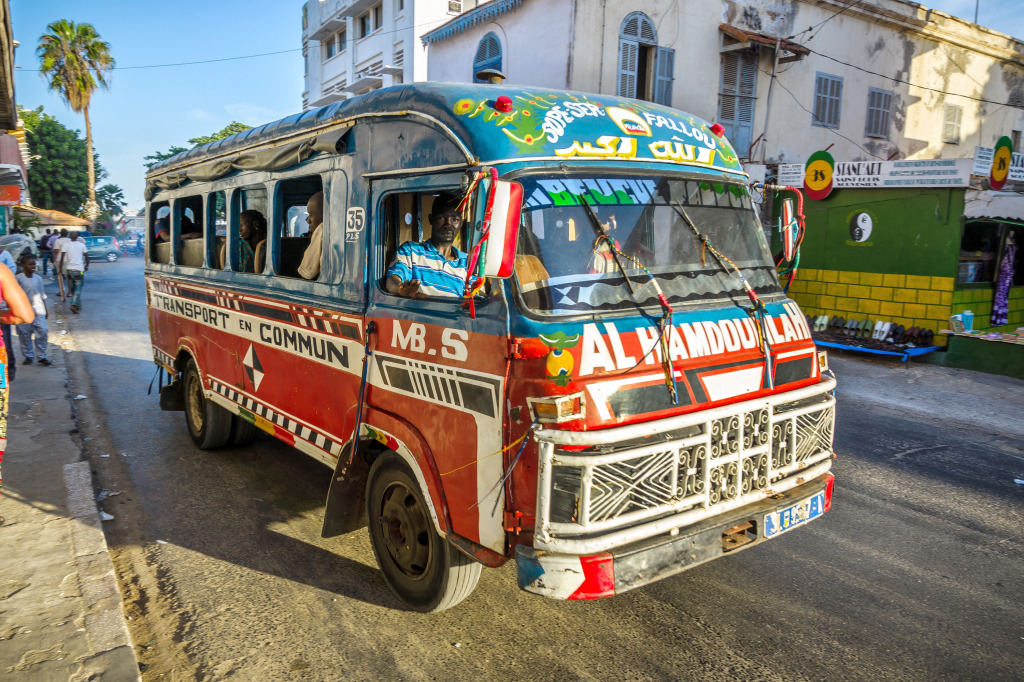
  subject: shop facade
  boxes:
[774,151,1024,377]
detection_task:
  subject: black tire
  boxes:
[105,251,118,262]
[182,359,232,449]
[366,453,481,612]
[228,414,259,447]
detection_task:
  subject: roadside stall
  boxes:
[757,142,1024,377]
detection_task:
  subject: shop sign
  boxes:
[777,164,805,186]
[804,151,835,200]
[973,145,1024,183]
[785,158,973,197]
[0,185,19,206]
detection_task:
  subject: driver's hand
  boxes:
[398,279,422,298]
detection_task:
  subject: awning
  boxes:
[719,24,809,62]
[964,189,1024,222]
[145,124,353,200]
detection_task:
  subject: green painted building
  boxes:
[785,186,1024,356]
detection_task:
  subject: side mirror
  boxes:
[481,180,523,278]
[781,198,797,262]
[466,178,523,282]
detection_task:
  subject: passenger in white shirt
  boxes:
[57,232,89,313]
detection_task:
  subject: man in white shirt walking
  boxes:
[57,232,89,313]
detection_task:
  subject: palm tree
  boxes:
[37,20,114,222]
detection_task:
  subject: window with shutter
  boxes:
[618,12,657,101]
[473,32,502,82]
[654,46,675,106]
[618,40,639,97]
[865,88,892,138]
[813,73,843,128]
[718,52,758,157]
[943,104,962,144]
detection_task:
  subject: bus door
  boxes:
[365,175,511,554]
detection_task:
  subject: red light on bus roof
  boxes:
[495,96,514,113]
[711,123,725,137]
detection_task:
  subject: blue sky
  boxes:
[12,0,305,211]
[10,1,1024,212]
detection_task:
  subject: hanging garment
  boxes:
[991,239,1017,327]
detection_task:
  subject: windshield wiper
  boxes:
[578,197,636,297]
[579,196,679,404]
[668,200,777,390]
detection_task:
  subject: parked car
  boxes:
[84,236,120,262]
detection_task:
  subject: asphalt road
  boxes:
[65,257,1024,681]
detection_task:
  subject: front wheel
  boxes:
[182,359,232,449]
[366,453,481,612]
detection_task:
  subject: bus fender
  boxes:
[159,341,203,410]
[322,409,450,541]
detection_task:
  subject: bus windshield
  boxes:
[513,175,782,316]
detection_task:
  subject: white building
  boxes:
[302,0,496,109]
[423,0,1024,165]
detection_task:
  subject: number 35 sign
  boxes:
[345,208,365,242]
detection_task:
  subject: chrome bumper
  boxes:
[533,377,836,554]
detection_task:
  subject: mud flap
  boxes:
[321,444,370,538]
[159,380,185,412]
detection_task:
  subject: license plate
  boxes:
[763,492,825,538]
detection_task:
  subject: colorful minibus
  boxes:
[145,83,835,612]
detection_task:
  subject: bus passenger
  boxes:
[238,209,267,273]
[154,218,170,243]
[298,192,325,280]
[180,216,202,239]
[385,193,467,299]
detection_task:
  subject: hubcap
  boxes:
[378,481,432,580]
[187,374,204,432]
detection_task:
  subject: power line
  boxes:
[21,48,300,72]
[760,68,885,160]
[19,16,453,73]
[788,0,870,41]
[808,47,1019,109]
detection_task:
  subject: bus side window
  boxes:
[275,176,324,280]
[206,190,227,270]
[232,186,268,274]
[175,195,204,267]
[149,202,171,264]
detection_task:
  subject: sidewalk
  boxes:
[0,296,140,680]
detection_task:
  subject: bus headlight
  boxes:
[527,392,585,424]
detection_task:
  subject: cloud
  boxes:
[188,108,216,121]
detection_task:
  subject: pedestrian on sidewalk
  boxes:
[0,258,36,526]
[38,228,53,276]
[51,228,70,295]
[0,248,18,383]
[15,254,50,366]
[57,232,89,314]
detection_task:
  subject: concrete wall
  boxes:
[427,1,572,86]
[425,0,1024,164]
[302,0,487,108]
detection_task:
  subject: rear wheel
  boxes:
[182,359,232,449]
[105,251,118,262]
[366,453,481,612]
[228,414,259,447]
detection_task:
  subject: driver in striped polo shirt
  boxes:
[386,192,469,299]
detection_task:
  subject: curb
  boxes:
[55,293,143,681]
